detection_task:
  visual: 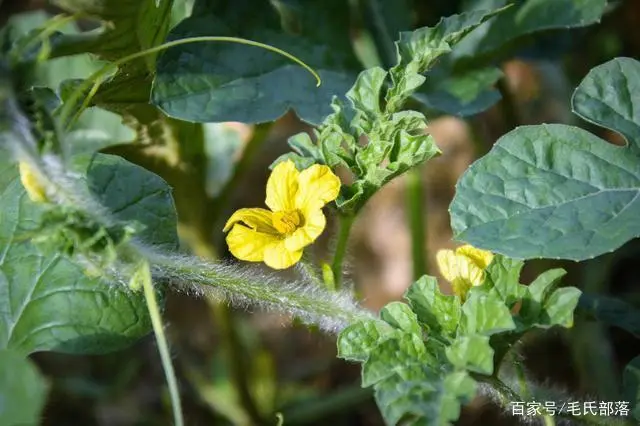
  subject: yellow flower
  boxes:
[436,244,494,299]
[223,160,340,269]
[19,162,48,203]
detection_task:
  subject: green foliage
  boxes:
[451,57,640,261]
[152,0,359,125]
[0,350,49,426]
[0,152,181,354]
[337,262,581,425]
[272,9,504,214]
[415,0,608,116]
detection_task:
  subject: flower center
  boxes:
[272,210,303,234]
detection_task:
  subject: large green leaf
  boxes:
[152,0,359,125]
[0,153,177,354]
[0,350,49,426]
[450,57,640,261]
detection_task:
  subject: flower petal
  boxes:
[456,245,494,270]
[226,224,280,262]
[223,208,278,234]
[436,249,485,287]
[284,209,326,252]
[436,249,458,283]
[295,164,340,212]
[263,240,303,269]
[266,160,299,212]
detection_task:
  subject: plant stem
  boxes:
[331,213,355,290]
[406,167,427,279]
[142,262,184,426]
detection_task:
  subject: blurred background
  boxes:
[2,0,640,424]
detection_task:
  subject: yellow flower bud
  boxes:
[436,244,494,300]
[19,162,48,203]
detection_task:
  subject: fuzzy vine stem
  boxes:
[331,213,355,290]
[141,261,184,426]
[406,167,427,279]
[58,36,322,129]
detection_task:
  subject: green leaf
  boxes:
[84,154,179,251]
[452,0,608,62]
[362,334,429,387]
[346,67,388,119]
[451,115,640,260]
[412,67,502,117]
[0,350,49,426]
[520,268,566,322]
[53,0,175,128]
[413,0,608,117]
[623,355,640,421]
[152,4,358,125]
[405,275,461,338]
[337,320,394,362]
[572,56,640,156]
[445,334,494,375]
[578,292,640,338]
[482,255,527,307]
[0,152,178,354]
[536,287,582,328]
[386,7,506,111]
[52,0,174,71]
[375,370,477,426]
[460,293,516,335]
[380,302,421,335]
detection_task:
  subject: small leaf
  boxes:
[622,355,640,421]
[405,276,461,338]
[362,335,429,387]
[483,254,527,306]
[375,369,477,426]
[380,301,421,335]
[461,293,516,336]
[539,287,582,328]
[346,67,387,119]
[520,268,567,322]
[0,350,49,426]
[337,320,394,362]
[445,334,494,375]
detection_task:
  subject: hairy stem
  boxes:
[406,167,427,279]
[148,250,372,332]
[331,213,355,290]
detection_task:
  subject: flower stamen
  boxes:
[272,210,303,234]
